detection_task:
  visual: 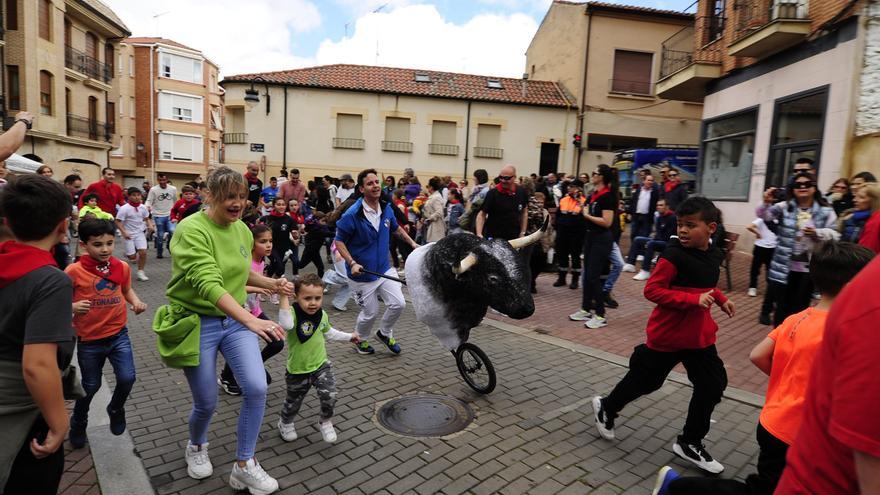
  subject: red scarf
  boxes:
[79,254,126,287]
[269,210,286,217]
[589,186,611,204]
[0,241,57,288]
[245,173,260,185]
[449,198,461,204]
[496,183,516,196]
[128,200,142,208]
[289,212,304,224]
[665,180,679,194]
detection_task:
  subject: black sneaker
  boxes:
[672,436,724,473]
[604,292,619,309]
[759,313,772,325]
[265,370,272,386]
[355,341,375,355]
[376,332,401,354]
[69,418,87,449]
[591,396,615,440]
[107,404,126,436]
[218,376,242,396]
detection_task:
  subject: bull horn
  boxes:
[452,252,478,275]
[508,213,549,250]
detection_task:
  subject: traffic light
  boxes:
[572,133,582,148]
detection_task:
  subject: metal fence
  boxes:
[733,0,810,41]
[381,140,413,153]
[473,147,503,159]
[67,114,110,142]
[64,45,112,83]
[223,132,248,144]
[660,17,724,79]
[332,137,365,149]
[428,143,459,155]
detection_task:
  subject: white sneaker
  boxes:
[591,396,615,440]
[636,255,644,262]
[320,420,337,443]
[278,419,297,442]
[673,439,724,474]
[270,293,279,305]
[622,263,637,273]
[229,458,279,495]
[633,270,651,281]
[184,442,213,480]
[569,309,593,321]
[585,315,607,329]
[747,287,757,297]
[137,270,149,281]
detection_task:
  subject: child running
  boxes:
[66,218,147,448]
[218,224,285,396]
[592,196,735,474]
[170,185,200,225]
[277,274,359,443]
[652,241,874,495]
[297,211,333,277]
[261,198,297,282]
[115,187,154,281]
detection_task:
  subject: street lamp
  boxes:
[244,76,270,115]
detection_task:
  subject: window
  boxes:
[611,50,653,96]
[334,113,364,149]
[159,92,203,123]
[586,133,657,151]
[130,96,135,118]
[700,109,757,201]
[476,124,501,148]
[160,52,203,84]
[766,87,828,189]
[7,65,20,110]
[706,0,726,43]
[210,107,223,130]
[430,120,458,155]
[85,32,97,59]
[39,71,53,115]
[111,140,124,157]
[414,73,431,83]
[118,95,124,116]
[64,18,71,47]
[117,53,122,75]
[106,101,115,133]
[38,0,51,41]
[129,55,134,77]
[6,0,17,30]
[159,133,203,162]
[486,79,503,89]
[383,117,412,152]
[130,136,136,158]
[105,44,114,74]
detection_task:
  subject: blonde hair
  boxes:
[206,166,247,205]
[861,183,880,212]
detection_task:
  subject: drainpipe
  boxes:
[577,7,593,176]
[149,45,155,182]
[463,100,472,180]
[282,86,288,172]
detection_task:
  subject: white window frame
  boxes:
[158,131,203,162]
[159,51,204,85]
[130,96,135,118]
[110,140,124,157]
[158,91,203,123]
[119,95,124,116]
[129,55,134,77]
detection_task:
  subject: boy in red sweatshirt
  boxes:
[592,196,735,474]
[170,185,199,224]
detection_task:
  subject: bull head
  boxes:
[453,213,549,276]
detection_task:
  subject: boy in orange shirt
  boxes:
[65,219,147,449]
[651,241,874,495]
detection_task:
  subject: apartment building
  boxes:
[656,0,880,235]
[221,64,576,182]
[526,1,703,174]
[109,37,223,188]
[3,0,129,183]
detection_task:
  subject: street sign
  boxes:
[250,143,265,152]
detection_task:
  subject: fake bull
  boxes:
[404,216,548,351]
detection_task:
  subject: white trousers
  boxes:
[347,267,406,340]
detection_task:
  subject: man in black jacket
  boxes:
[662,168,689,213]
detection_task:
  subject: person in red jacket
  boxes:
[590,196,735,474]
[170,185,200,223]
[78,167,124,215]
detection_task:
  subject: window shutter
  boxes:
[431,121,456,145]
[336,114,363,139]
[159,93,171,119]
[476,124,501,148]
[385,117,410,142]
[192,96,203,123]
[612,50,653,95]
[39,0,50,40]
[193,60,203,84]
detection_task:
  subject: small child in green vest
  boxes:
[277,273,359,443]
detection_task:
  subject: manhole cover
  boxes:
[377,394,474,437]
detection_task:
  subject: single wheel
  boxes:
[455,342,496,394]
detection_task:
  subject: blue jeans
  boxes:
[72,328,136,424]
[627,237,667,271]
[184,315,267,460]
[603,242,624,293]
[153,216,175,256]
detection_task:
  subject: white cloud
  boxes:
[315,4,538,77]
[101,0,321,75]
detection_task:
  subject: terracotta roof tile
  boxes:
[223,64,572,108]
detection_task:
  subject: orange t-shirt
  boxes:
[65,261,131,341]
[759,307,828,445]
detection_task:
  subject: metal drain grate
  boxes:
[377,395,474,437]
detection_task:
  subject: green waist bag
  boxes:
[153,304,201,368]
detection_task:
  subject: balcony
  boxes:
[473,146,503,159]
[223,132,248,144]
[64,45,112,84]
[66,114,111,142]
[656,18,723,103]
[381,140,413,153]
[428,143,459,156]
[729,0,810,58]
[333,137,365,150]
[608,79,653,97]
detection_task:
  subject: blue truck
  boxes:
[612,147,699,198]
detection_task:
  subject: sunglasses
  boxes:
[499,175,514,180]
[793,181,815,189]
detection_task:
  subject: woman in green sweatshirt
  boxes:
[164,166,291,494]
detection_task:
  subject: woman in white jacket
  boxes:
[422,176,447,243]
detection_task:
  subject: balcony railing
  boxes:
[608,79,653,96]
[473,146,503,159]
[381,140,413,153]
[733,0,809,42]
[659,18,724,79]
[428,143,459,156]
[66,114,111,142]
[223,132,248,144]
[65,45,112,83]
[333,137,365,149]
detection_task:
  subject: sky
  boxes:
[102,0,696,79]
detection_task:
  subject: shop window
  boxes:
[765,87,828,190]
[700,108,757,201]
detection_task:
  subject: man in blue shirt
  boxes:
[259,176,279,214]
[335,169,419,355]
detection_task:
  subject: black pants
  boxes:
[749,246,774,289]
[555,227,585,271]
[220,313,285,385]
[581,230,613,317]
[604,344,727,443]
[770,271,813,327]
[5,415,64,495]
[298,243,325,277]
[530,244,545,287]
[630,213,652,240]
[669,422,788,495]
[267,247,295,277]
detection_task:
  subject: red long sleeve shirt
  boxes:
[643,240,728,352]
[170,198,199,222]
[78,180,125,215]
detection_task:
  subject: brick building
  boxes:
[656,0,880,238]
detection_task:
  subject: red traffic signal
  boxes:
[572,134,582,148]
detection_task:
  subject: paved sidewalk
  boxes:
[100,252,764,494]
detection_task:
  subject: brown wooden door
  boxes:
[88,96,97,140]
